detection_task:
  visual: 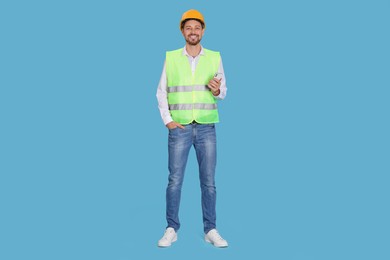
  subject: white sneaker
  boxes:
[157,227,177,247]
[205,229,228,248]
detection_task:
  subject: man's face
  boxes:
[182,19,204,46]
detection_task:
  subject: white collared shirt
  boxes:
[156,46,227,125]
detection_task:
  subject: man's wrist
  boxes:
[212,89,220,96]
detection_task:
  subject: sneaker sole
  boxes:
[158,236,177,247]
[205,237,228,248]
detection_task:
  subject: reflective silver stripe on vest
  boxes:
[169,103,217,110]
[167,85,209,93]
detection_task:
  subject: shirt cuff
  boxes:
[213,92,223,100]
[163,115,173,126]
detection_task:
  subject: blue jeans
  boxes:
[166,122,217,234]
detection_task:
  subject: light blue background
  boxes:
[1,0,389,259]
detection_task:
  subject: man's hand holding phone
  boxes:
[208,73,222,96]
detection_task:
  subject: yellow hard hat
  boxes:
[180,9,205,30]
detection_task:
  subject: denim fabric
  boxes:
[166,123,217,234]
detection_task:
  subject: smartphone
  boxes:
[214,72,223,81]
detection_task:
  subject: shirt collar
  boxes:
[182,45,205,57]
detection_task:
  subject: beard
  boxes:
[185,34,202,45]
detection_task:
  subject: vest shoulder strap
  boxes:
[166,48,183,59]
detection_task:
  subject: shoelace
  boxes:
[210,230,224,241]
[163,229,174,239]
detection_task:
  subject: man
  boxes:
[156,9,228,248]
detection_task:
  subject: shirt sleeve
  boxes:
[156,61,173,125]
[214,57,227,100]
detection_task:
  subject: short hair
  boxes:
[180,18,205,30]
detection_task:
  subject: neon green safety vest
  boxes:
[166,48,221,124]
